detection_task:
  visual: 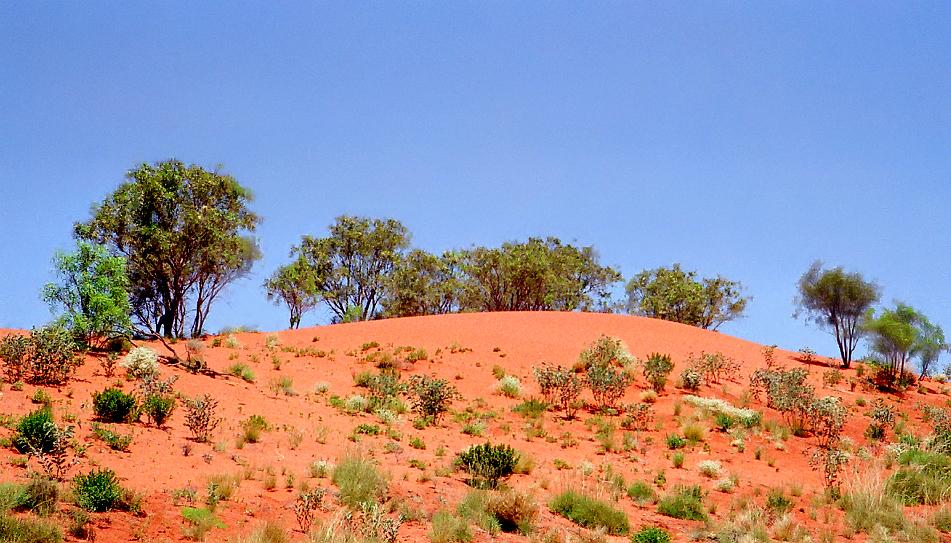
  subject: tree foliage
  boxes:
[293,216,410,322]
[625,264,748,330]
[383,249,465,317]
[862,303,942,385]
[795,261,880,368]
[75,160,260,338]
[42,240,132,347]
[459,237,620,312]
[263,255,321,329]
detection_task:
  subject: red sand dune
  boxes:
[0,312,940,542]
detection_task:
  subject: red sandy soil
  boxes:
[0,312,945,542]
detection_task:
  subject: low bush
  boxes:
[72,468,124,512]
[666,434,686,450]
[142,394,176,427]
[241,415,270,444]
[631,527,671,543]
[657,485,706,521]
[332,453,387,509]
[14,408,57,454]
[532,364,584,419]
[120,347,159,380]
[549,490,629,535]
[21,476,59,517]
[496,376,521,398]
[485,489,537,534]
[455,442,519,489]
[409,375,461,425]
[183,394,221,442]
[92,388,138,423]
[643,353,674,393]
[678,367,702,391]
[227,363,255,383]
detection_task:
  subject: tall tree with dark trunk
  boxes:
[75,160,260,338]
[795,261,880,369]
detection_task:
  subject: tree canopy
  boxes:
[293,215,410,322]
[42,240,132,347]
[862,303,942,383]
[263,255,321,329]
[795,261,879,368]
[458,237,621,312]
[383,249,465,317]
[75,160,260,338]
[625,264,748,330]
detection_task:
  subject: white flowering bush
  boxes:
[120,347,159,380]
[683,395,762,427]
[698,460,723,478]
[497,375,522,398]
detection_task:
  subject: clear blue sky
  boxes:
[1,3,949,360]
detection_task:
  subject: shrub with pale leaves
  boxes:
[120,347,159,380]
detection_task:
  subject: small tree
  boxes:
[408,375,460,425]
[625,264,748,330]
[862,303,934,387]
[643,353,674,392]
[42,240,132,347]
[809,447,849,498]
[575,336,635,372]
[0,333,29,383]
[263,255,321,329]
[795,262,880,369]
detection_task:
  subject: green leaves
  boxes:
[76,160,260,338]
[625,264,748,330]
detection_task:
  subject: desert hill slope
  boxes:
[0,311,942,543]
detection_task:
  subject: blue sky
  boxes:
[1,3,949,360]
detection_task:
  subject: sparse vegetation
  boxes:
[549,490,629,535]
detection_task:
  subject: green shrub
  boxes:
[92,388,138,423]
[14,408,56,454]
[631,527,671,543]
[665,434,686,450]
[72,468,123,512]
[627,481,657,505]
[672,452,685,469]
[657,486,706,521]
[678,367,702,391]
[586,363,634,410]
[23,324,81,385]
[409,375,461,425]
[455,442,519,489]
[0,334,30,384]
[0,514,63,543]
[429,510,471,543]
[332,454,387,509]
[643,353,674,393]
[549,490,629,535]
[142,394,176,427]
[714,412,736,432]
[533,364,584,419]
[766,488,792,515]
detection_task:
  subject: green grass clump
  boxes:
[429,510,471,543]
[332,453,387,509]
[665,434,686,450]
[549,490,629,535]
[0,514,62,543]
[91,423,133,451]
[240,415,269,444]
[657,485,707,521]
[627,481,657,505]
[887,449,951,505]
[227,363,255,383]
[181,506,225,541]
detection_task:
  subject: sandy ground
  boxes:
[0,312,943,542]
